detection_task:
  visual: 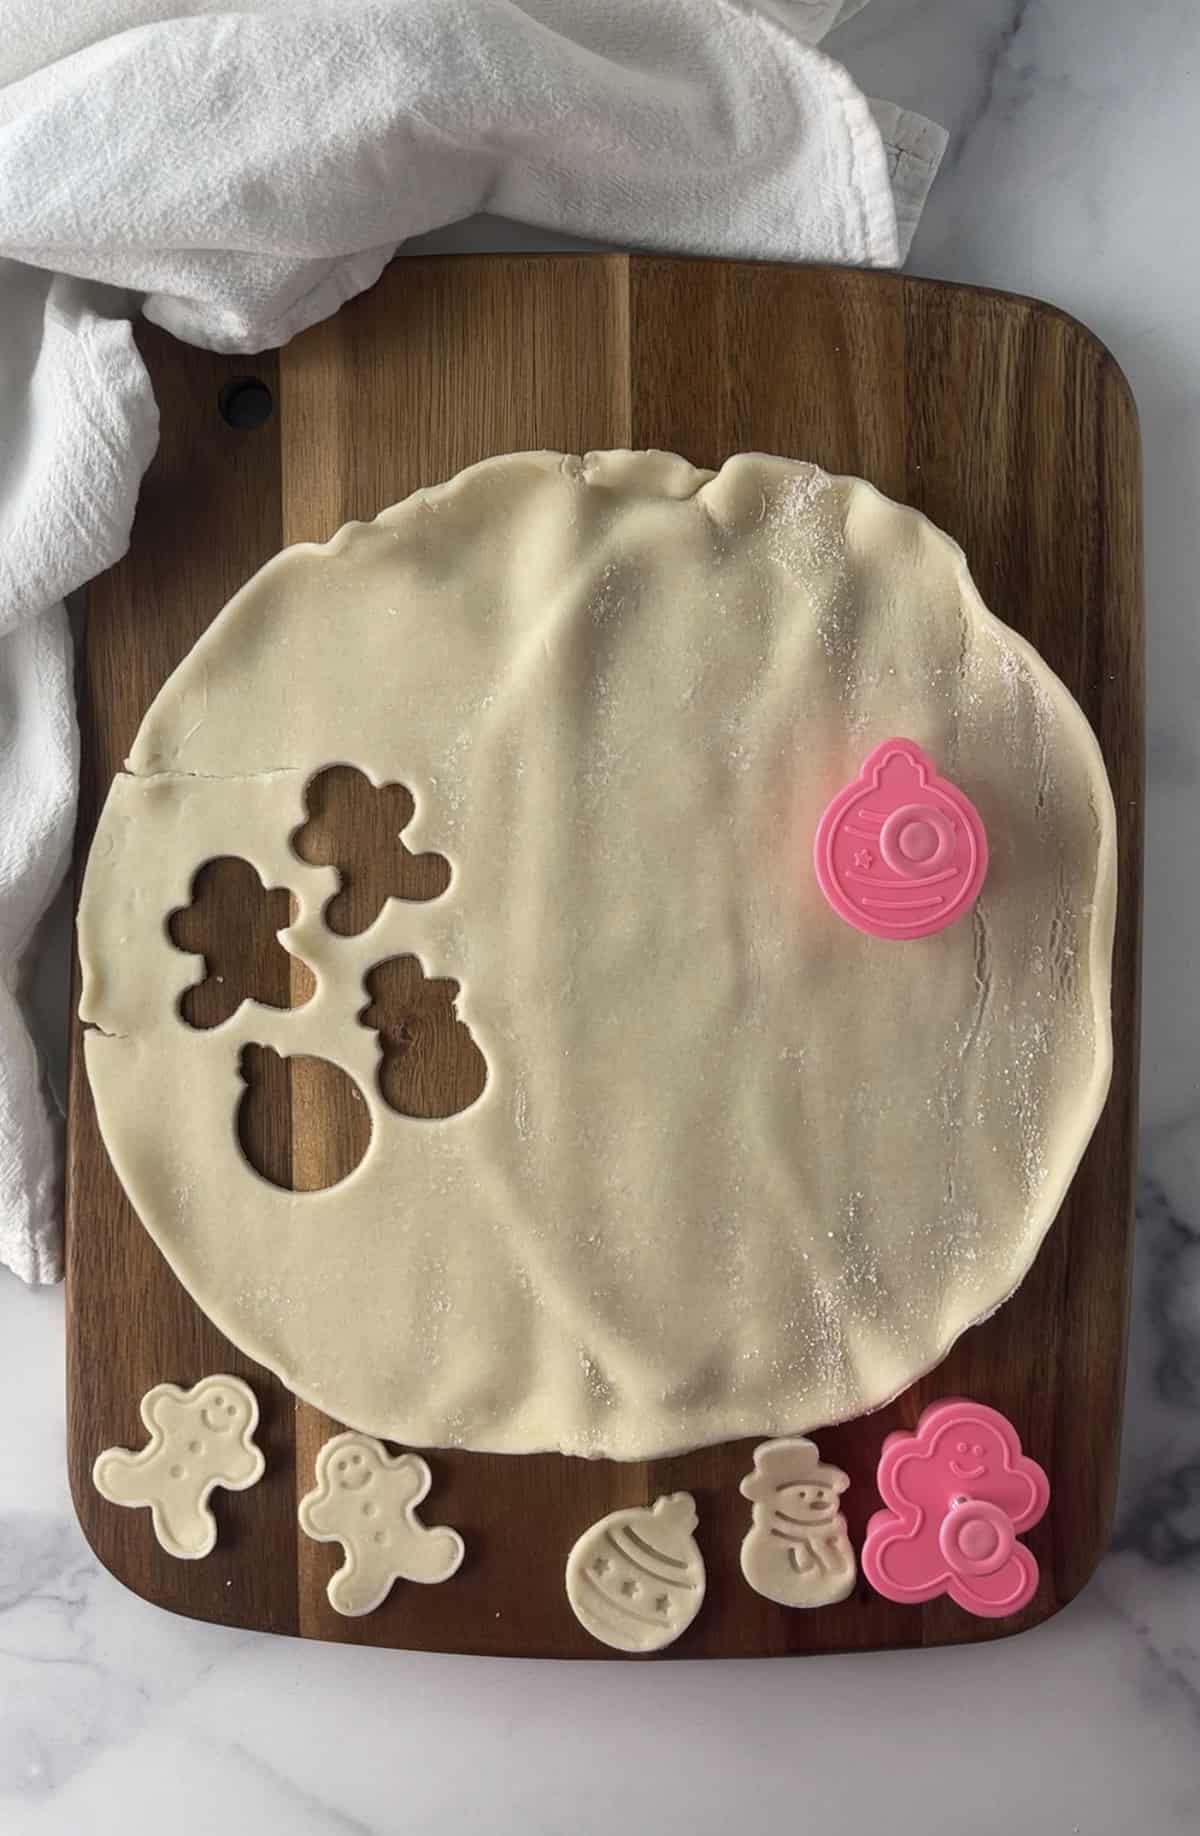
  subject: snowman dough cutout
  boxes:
[78,451,1116,1458]
[92,1375,265,1558]
[739,1437,856,1607]
[566,1494,706,1653]
[298,1432,464,1617]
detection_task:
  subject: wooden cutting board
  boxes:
[66,254,1143,1658]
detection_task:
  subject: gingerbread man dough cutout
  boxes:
[298,1432,465,1617]
[92,1375,265,1559]
[739,1438,856,1607]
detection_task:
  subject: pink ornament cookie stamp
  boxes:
[813,738,988,939]
[862,1399,1049,1618]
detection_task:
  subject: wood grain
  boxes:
[66,255,1143,1658]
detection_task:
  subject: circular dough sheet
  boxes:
[79,452,1116,1459]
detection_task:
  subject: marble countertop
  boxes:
[5,2,1199,1829]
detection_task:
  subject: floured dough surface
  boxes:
[78,452,1116,1458]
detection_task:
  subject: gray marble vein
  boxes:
[4,0,1200,1829]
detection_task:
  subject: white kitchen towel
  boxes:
[0,0,945,1283]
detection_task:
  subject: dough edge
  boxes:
[79,449,1118,1459]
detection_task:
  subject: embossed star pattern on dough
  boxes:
[853,848,875,870]
[593,1555,610,1575]
[655,1594,671,1615]
[620,1577,639,1597]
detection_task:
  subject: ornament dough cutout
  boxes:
[565,1493,706,1652]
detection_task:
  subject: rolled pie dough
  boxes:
[78,451,1117,1459]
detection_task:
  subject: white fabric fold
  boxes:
[0,0,945,1282]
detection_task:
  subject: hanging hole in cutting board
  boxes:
[291,765,452,937]
[236,1044,372,1192]
[218,376,274,429]
[167,857,315,1029]
[359,955,488,1120]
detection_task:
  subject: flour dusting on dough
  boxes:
[78,451,1117,1459]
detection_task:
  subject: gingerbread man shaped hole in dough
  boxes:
[167,856,315,1028]
[291,765,451,936]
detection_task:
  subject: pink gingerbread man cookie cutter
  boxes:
[862,1398,1050,1619]
[813,737,988,940]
